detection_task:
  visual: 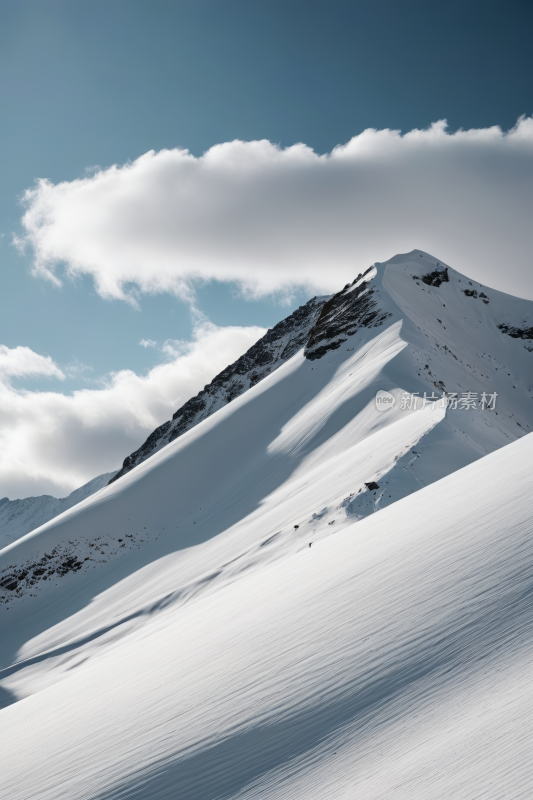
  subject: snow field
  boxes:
[1,434,532,798]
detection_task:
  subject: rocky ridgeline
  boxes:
[305,267,392,360]
[110,266,402,484]
[110,296,327,483]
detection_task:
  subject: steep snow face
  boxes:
[1,431,533,799]
[0,472,117,551]
[109,296,327,483]
[382,252,533,467]
[109,265,395,485]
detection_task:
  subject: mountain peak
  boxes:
[106,250,533,488]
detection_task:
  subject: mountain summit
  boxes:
[110,249,533,495]
[1,250,533,799]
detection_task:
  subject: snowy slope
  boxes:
[1,432,533,798]
[110,294,326,483]
[0,471,117,551]
[1,250,532,798]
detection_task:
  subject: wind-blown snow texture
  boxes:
[1,250,533,799]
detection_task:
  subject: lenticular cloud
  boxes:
[19,117,533,301]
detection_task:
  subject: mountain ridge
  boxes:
[109,295,327,483]
[107,249,533,490]
[2,249,532,596]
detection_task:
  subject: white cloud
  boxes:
[18,117,533,300]
[139,338,157,348]
[0,345,64,381]
[0,323,265,500]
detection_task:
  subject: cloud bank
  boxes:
[0,323,265,499]
[19,117,533,300]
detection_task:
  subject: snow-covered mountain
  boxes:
[0,472,117,551]
[1,250,533,799]
[110,248,533,505]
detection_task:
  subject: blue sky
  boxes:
[3,0,532,382]
[1,0,532,497]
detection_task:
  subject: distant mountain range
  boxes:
[0,472,117,551]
